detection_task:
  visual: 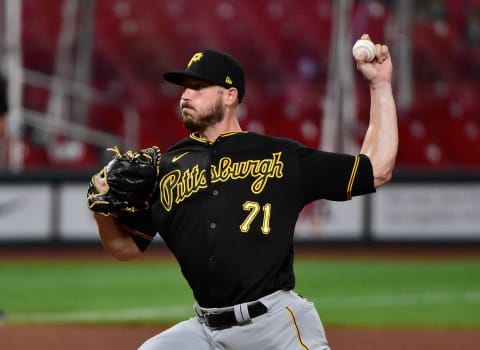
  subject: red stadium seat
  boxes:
[18,0,480,170]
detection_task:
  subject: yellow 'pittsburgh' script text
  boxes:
[159,152,284,211]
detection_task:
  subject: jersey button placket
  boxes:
[209,143,220,232]
[207,255,218,299]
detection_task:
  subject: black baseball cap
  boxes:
[163,49,245,103]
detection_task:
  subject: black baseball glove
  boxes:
[87,146,161,216]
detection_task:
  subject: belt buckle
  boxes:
[202,312,216,328]
[194,305,222,328]
[194,304,208,325]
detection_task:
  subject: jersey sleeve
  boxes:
[115,209,157,251]
[298,146,375,204]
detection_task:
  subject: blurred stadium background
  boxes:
[0,0,479,245]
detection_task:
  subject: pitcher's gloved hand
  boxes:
[87,146,161,216]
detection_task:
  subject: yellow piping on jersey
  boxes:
[220,131,246,137]
[347,155,360,200]
[189,131,247,144]
[285,306,309,350]
[190,133,208,143]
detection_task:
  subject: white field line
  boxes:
[9,305,192,323]
[8,290,480,323]
[311,290,480,309]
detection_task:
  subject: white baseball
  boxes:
[352,39,376,62]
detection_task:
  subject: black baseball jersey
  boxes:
[118,132,375,307]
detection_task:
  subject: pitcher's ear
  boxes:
[225,87,239,105]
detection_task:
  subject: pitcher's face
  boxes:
[180,79,226,132]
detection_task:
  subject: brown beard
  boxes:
[182,97,225,132]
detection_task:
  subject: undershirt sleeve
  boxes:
[115,209,157,251]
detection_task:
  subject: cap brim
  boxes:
[163,71,218,87]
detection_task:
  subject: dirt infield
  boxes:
[2,242,480,261]
[2,244,479,349]
[1,324,480,350]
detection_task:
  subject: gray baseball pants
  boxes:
[138,290,331,350]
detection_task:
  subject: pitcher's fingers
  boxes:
[375,44,389,63]
[360,33,371,41]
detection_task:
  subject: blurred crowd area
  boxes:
[3,0,480,171]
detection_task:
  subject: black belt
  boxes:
[201,301,268,329]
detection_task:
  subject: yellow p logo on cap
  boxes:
[187,53,203,67]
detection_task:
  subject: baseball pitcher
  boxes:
[88,33,398,349]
